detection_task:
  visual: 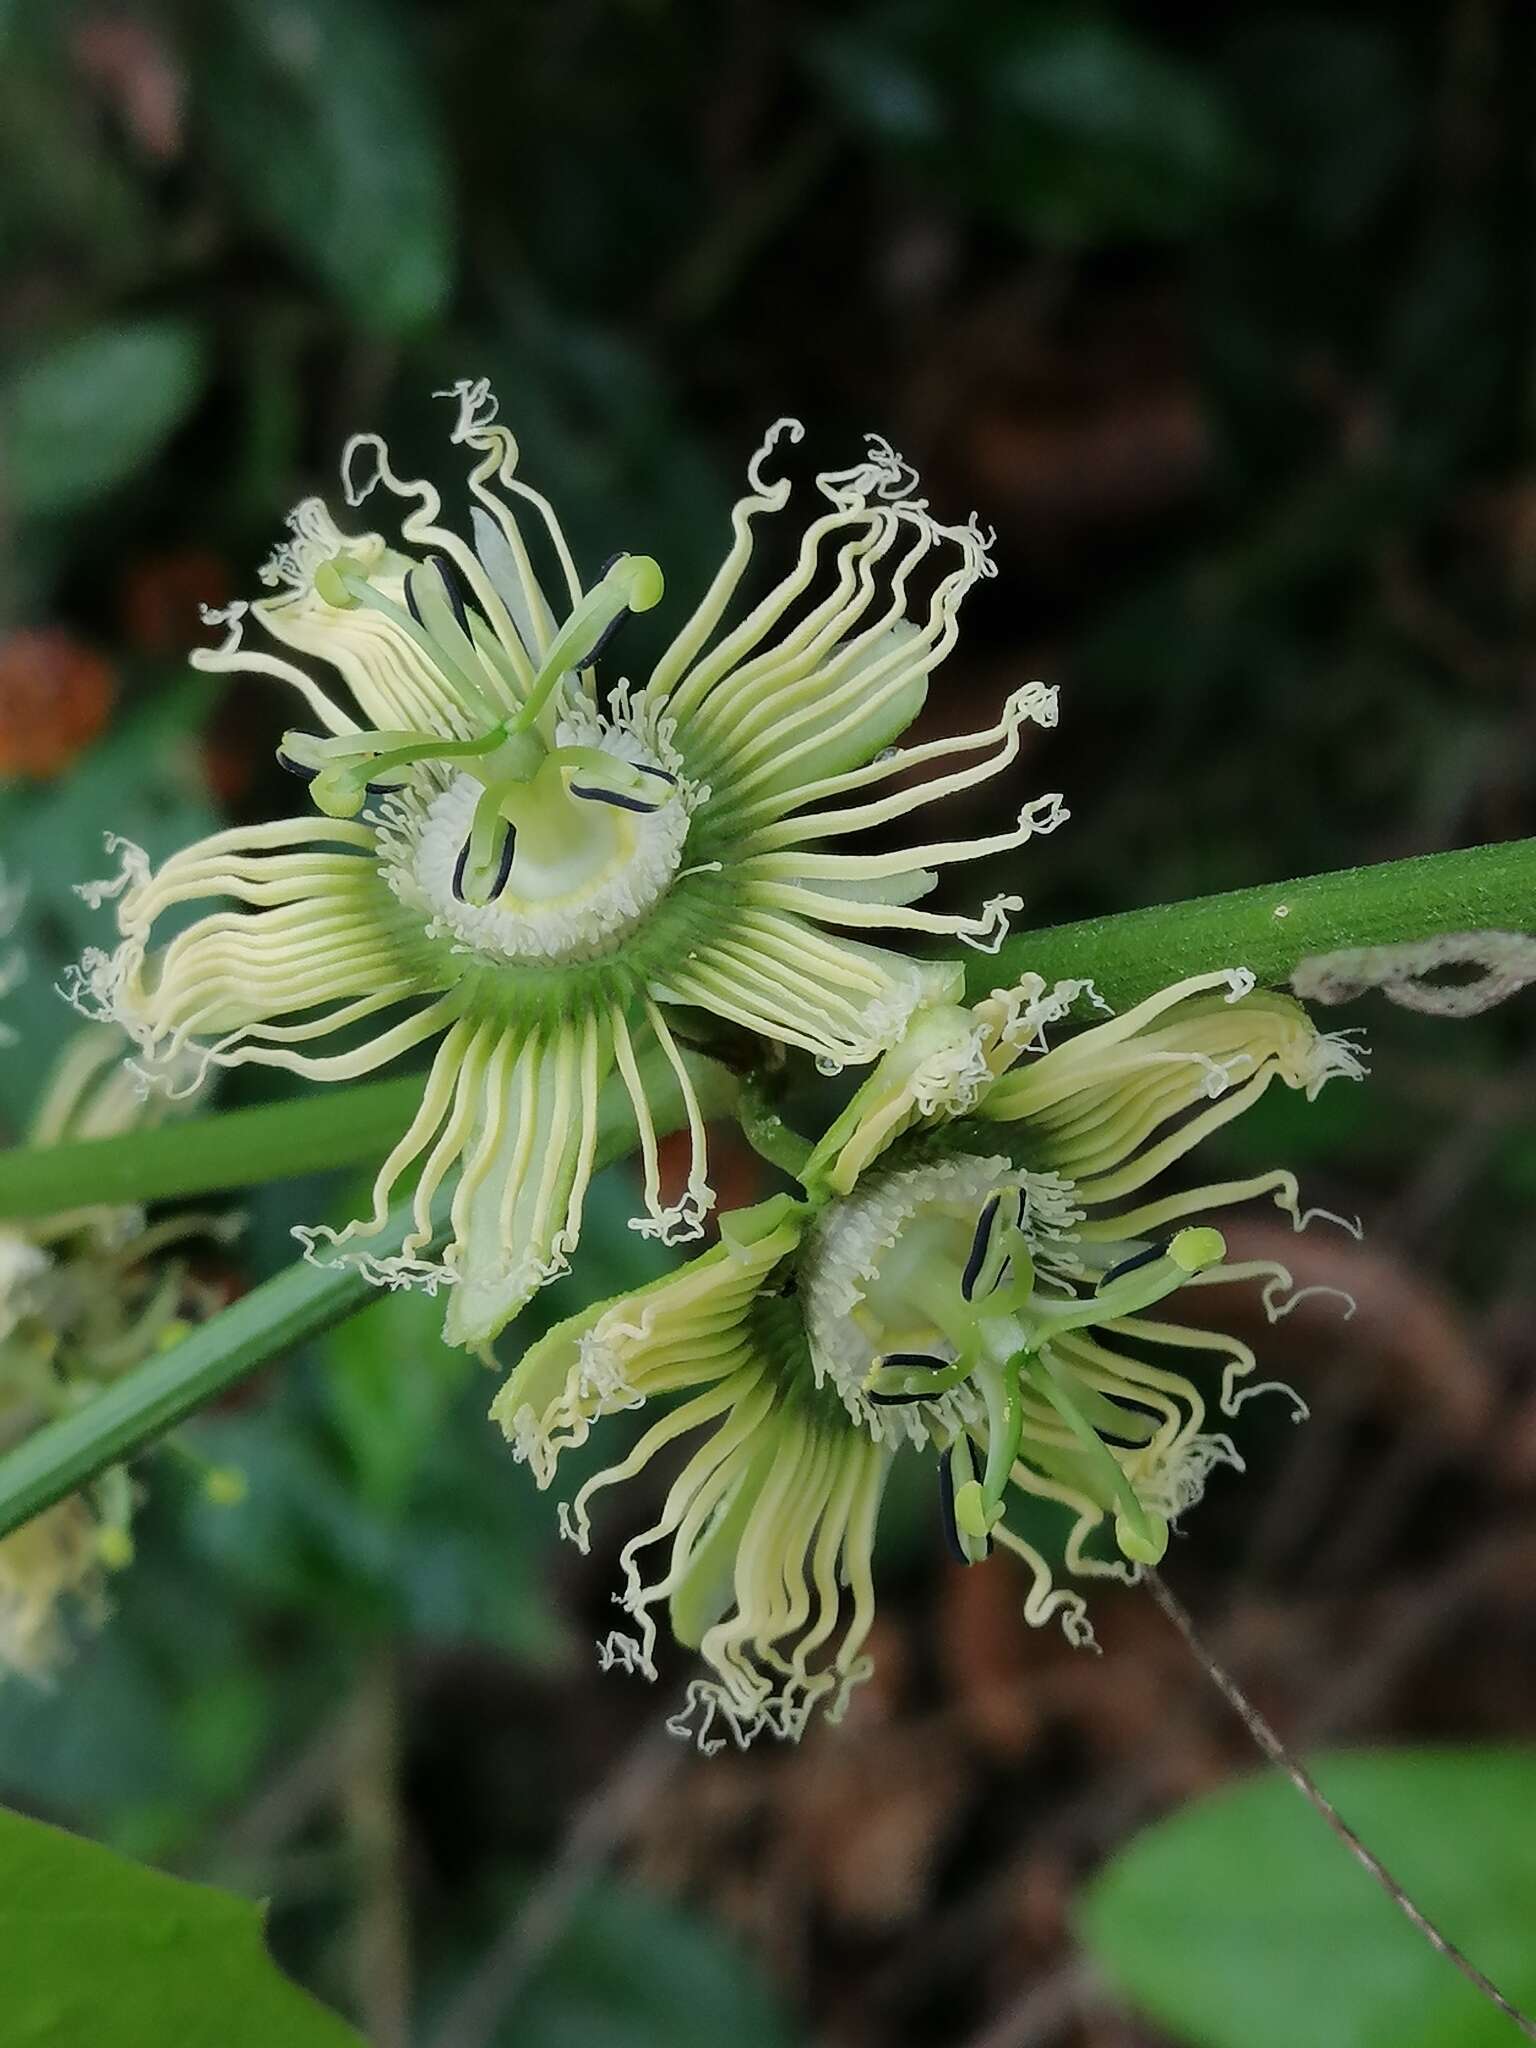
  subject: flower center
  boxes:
[385,723,692,967]
[800,1159,1227,1565]
[279,543,693,966]
[801,1157,1038,1442]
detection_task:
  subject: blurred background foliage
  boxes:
[1,1,1534,2043]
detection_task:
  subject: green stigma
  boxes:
[312,556,363,608]
[512,553,666,736]
[283,553,668,833]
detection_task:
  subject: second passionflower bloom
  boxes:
[495,970,1364,1751]
[71,382,1063,1347]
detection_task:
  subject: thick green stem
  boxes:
[0,1056,738,1539]
[976,837,1536,1009]
[4,841,1527,1225]
[0,1077,427,1220]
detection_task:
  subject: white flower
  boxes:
[495,971,1364,1747]
[72,383,1064,1349]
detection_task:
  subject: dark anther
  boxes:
[489,822,517,899]
[1100,1240,1165,1289]
[572,553,633,673]
[1095,1395,1161,1450]
[428,551,480,632]
[452,826,517,904]
[937,1452,964,1560]
[363,779,404,796]
[868,1352,951,1407]
[569,783,661,815]
[404,569,426,629]
[578,608,632,673]
[961,1194,1001,1302]
[632,762,678,785]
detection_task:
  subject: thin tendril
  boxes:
[1145,1567,1536,2043]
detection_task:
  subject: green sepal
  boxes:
[799,1000,979,1199]
[491,1193,807,1439]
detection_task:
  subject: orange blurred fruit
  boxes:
[0,629,116,778]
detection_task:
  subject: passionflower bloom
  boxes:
[0,1028,229,1677]
[495,969,1364,1751]
[70,381,1064,1348]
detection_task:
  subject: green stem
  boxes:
[0,1078,426,1220]
[3,841,1528,1225]
[0,1056,738,1539]
[0,1208,427,1541]
[977,838,1536,1009]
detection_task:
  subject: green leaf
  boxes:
[1080,1747,1536,2048]
[0,321,207,518]
[0,1802,363,2045]
[199,0,453,332]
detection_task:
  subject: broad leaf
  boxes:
[199,0,453,332]
[1081,1747,1536,2048]
[0,1803,363,2045]
[0,322,207,518]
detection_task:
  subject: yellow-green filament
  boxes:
[974,1350,1027,1521]
[863,1352,973,1403]
[1030,1226,1227,1336]
[1025,1349,1166,1563]
[512,554,665,736]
